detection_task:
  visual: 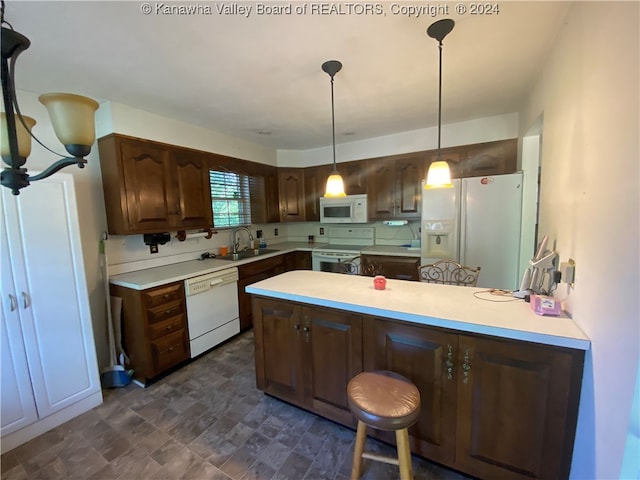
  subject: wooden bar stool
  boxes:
[347,370,421,480]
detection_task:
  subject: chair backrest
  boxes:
[418,260,481,287]
[341,256,383,276]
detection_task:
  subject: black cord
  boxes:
[473,289,524,302]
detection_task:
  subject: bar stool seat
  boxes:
[347,370,421,480]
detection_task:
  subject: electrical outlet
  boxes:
[256,230,263,238]
[320,227,325,235]
[274,228,279,236]
[149,244,159,254]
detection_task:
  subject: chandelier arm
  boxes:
[28,157,87,182]
[7,54,69,159]
[1,48,21,168]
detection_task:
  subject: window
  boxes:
[209,170,252,227]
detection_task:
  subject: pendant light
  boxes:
[322,60,346,197]
[1,1,99,195]
[425,19,455,189]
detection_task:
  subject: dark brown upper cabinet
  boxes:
[98,134,212,235]
[368,153,425,221]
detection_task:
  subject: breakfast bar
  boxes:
[247,271,589,480]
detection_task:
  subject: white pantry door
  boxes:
[1,174,100,422]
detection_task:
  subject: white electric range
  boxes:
[311,227,374,274]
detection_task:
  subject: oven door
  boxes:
[312,251,361,274]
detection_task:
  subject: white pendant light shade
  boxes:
[38,93,99,148]
[425,159,453,188]
[1,113,36,158]
[325,172,346,197]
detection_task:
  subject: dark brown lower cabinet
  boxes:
[253,298,584,480]
[253,297,362,426]
[360,254,420,281]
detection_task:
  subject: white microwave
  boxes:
[319,194,368,223]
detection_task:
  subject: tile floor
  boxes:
[1,331,473,480]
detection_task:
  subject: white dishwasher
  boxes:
[184,267,240,358]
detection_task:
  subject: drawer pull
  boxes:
[165,309,172,314]
[163,294,170,299]
[445,344,454,380]
[462,349,471,385]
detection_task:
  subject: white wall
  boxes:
[518,3,639,478]
[97,102,278,166]
[278,112,518,167]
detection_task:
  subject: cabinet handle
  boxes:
[302,326,310,343]
[21,291,30,309]
[445,344,454,380]
[462,349,471,385]
[163,294,170,299]
[8,294,18,312]
[165,309,172,315]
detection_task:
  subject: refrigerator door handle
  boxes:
[459,179,467,265]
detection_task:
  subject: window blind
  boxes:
[209,170,252,227]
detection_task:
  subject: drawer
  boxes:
[238,254,285,277]
[148,314,186,340]
[143,282,184,308]
[146,300,184,324]
[151,329,189,372]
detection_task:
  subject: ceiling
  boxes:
[6,1,570,150]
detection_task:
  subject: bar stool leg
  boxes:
[350,420,367,480]
[396,428,413,480]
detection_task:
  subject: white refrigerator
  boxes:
[421,172,523,290]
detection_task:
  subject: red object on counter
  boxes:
[373,275,387,290]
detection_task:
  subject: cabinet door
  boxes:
[368,159,395,219]
[395,156,424,218]
[1,176,100,419]
[171,150,212,228]
[464,139,517,178]
[0,224,38,436]
[304,165,331,221]
[363,318,459,464]
[278,168,306,222]
[302,306,362,424]
[455,335,584,480]
[120,139,174,232]
[253,297,304,405]
[285,251,312,271]
[341,160,368,195]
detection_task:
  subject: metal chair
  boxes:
[341,256,382,277]
[418,259,481,286]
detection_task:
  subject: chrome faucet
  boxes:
[232,227,254,253]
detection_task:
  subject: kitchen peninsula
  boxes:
[247,270,589,480]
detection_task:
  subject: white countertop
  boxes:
[109,242,318,290]
[245,270,590,350]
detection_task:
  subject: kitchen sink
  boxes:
[217,248,280,261]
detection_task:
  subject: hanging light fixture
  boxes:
[1,1,99,195]
[322,60,346,198]
[425,18,455,189]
